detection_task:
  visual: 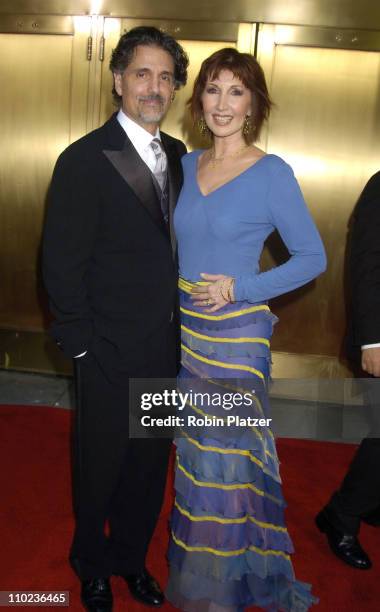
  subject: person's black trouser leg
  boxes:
[326,379,380,535]
[327,437,380,535]
[107,437,171,575]
[70,353,171,579]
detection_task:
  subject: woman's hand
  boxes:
[191,273,235,312]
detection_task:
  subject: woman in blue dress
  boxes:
[166,48,326,612]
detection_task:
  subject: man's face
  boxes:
[114,44,176,134]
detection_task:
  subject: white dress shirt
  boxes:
[116,108,162,172]
[74,111,162,359]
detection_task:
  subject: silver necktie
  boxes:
[150,138,167,191]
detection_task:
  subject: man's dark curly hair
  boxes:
[110,26,189,104]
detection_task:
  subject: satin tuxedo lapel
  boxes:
[103,121,167,233]
[161,133,183,256]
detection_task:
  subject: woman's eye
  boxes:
[206,87,218,94]
[231,89,243,96]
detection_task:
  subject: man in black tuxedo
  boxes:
[316,171,380,569]
[43,27,188,611]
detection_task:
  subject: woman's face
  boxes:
[201,69,252,139]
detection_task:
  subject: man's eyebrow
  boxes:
[131,67,174,76]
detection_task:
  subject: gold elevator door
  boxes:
[257,26,380,377]
[0,20,92,333]
[0,33,72,331]
[0,17,93,372]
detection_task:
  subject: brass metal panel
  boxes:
[0,14,73,34]
[1,1,380,30]
[0,329,72,375]
[0,29,89,332]
[264,24,380,52]
[271,351,352,379]
[120,19,238,42]
[98,17,122,128]
[257,30,380,359]
[0,33,72,330]
[70,16,94,142]
[0,328,351,378]
[86,15,106,132]
[237,23,256,54]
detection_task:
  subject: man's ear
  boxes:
[113,72,123,96]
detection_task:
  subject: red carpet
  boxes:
[0,404,378,611]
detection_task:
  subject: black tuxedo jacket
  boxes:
[349,171,380,354]
[43,113,186,381]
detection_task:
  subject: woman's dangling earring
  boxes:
[243,115,253,136]
[197,116,210,137]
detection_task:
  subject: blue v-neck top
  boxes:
[174,150,326,303]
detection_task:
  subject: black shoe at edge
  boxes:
[315,509,372,570]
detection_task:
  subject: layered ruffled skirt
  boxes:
[166,279,317,612]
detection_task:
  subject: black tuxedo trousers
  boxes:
[71,336,174,579]
[328,378,380,535]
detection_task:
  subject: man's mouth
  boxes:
[139,96,163,107]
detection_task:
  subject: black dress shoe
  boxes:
[315,509,372,569]
[123,569,164,607]
[81,578,113,612]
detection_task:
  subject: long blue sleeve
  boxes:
[233,162,327,302]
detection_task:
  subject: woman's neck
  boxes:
[211,134,248,158]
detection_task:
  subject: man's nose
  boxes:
[148,74,160,94]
